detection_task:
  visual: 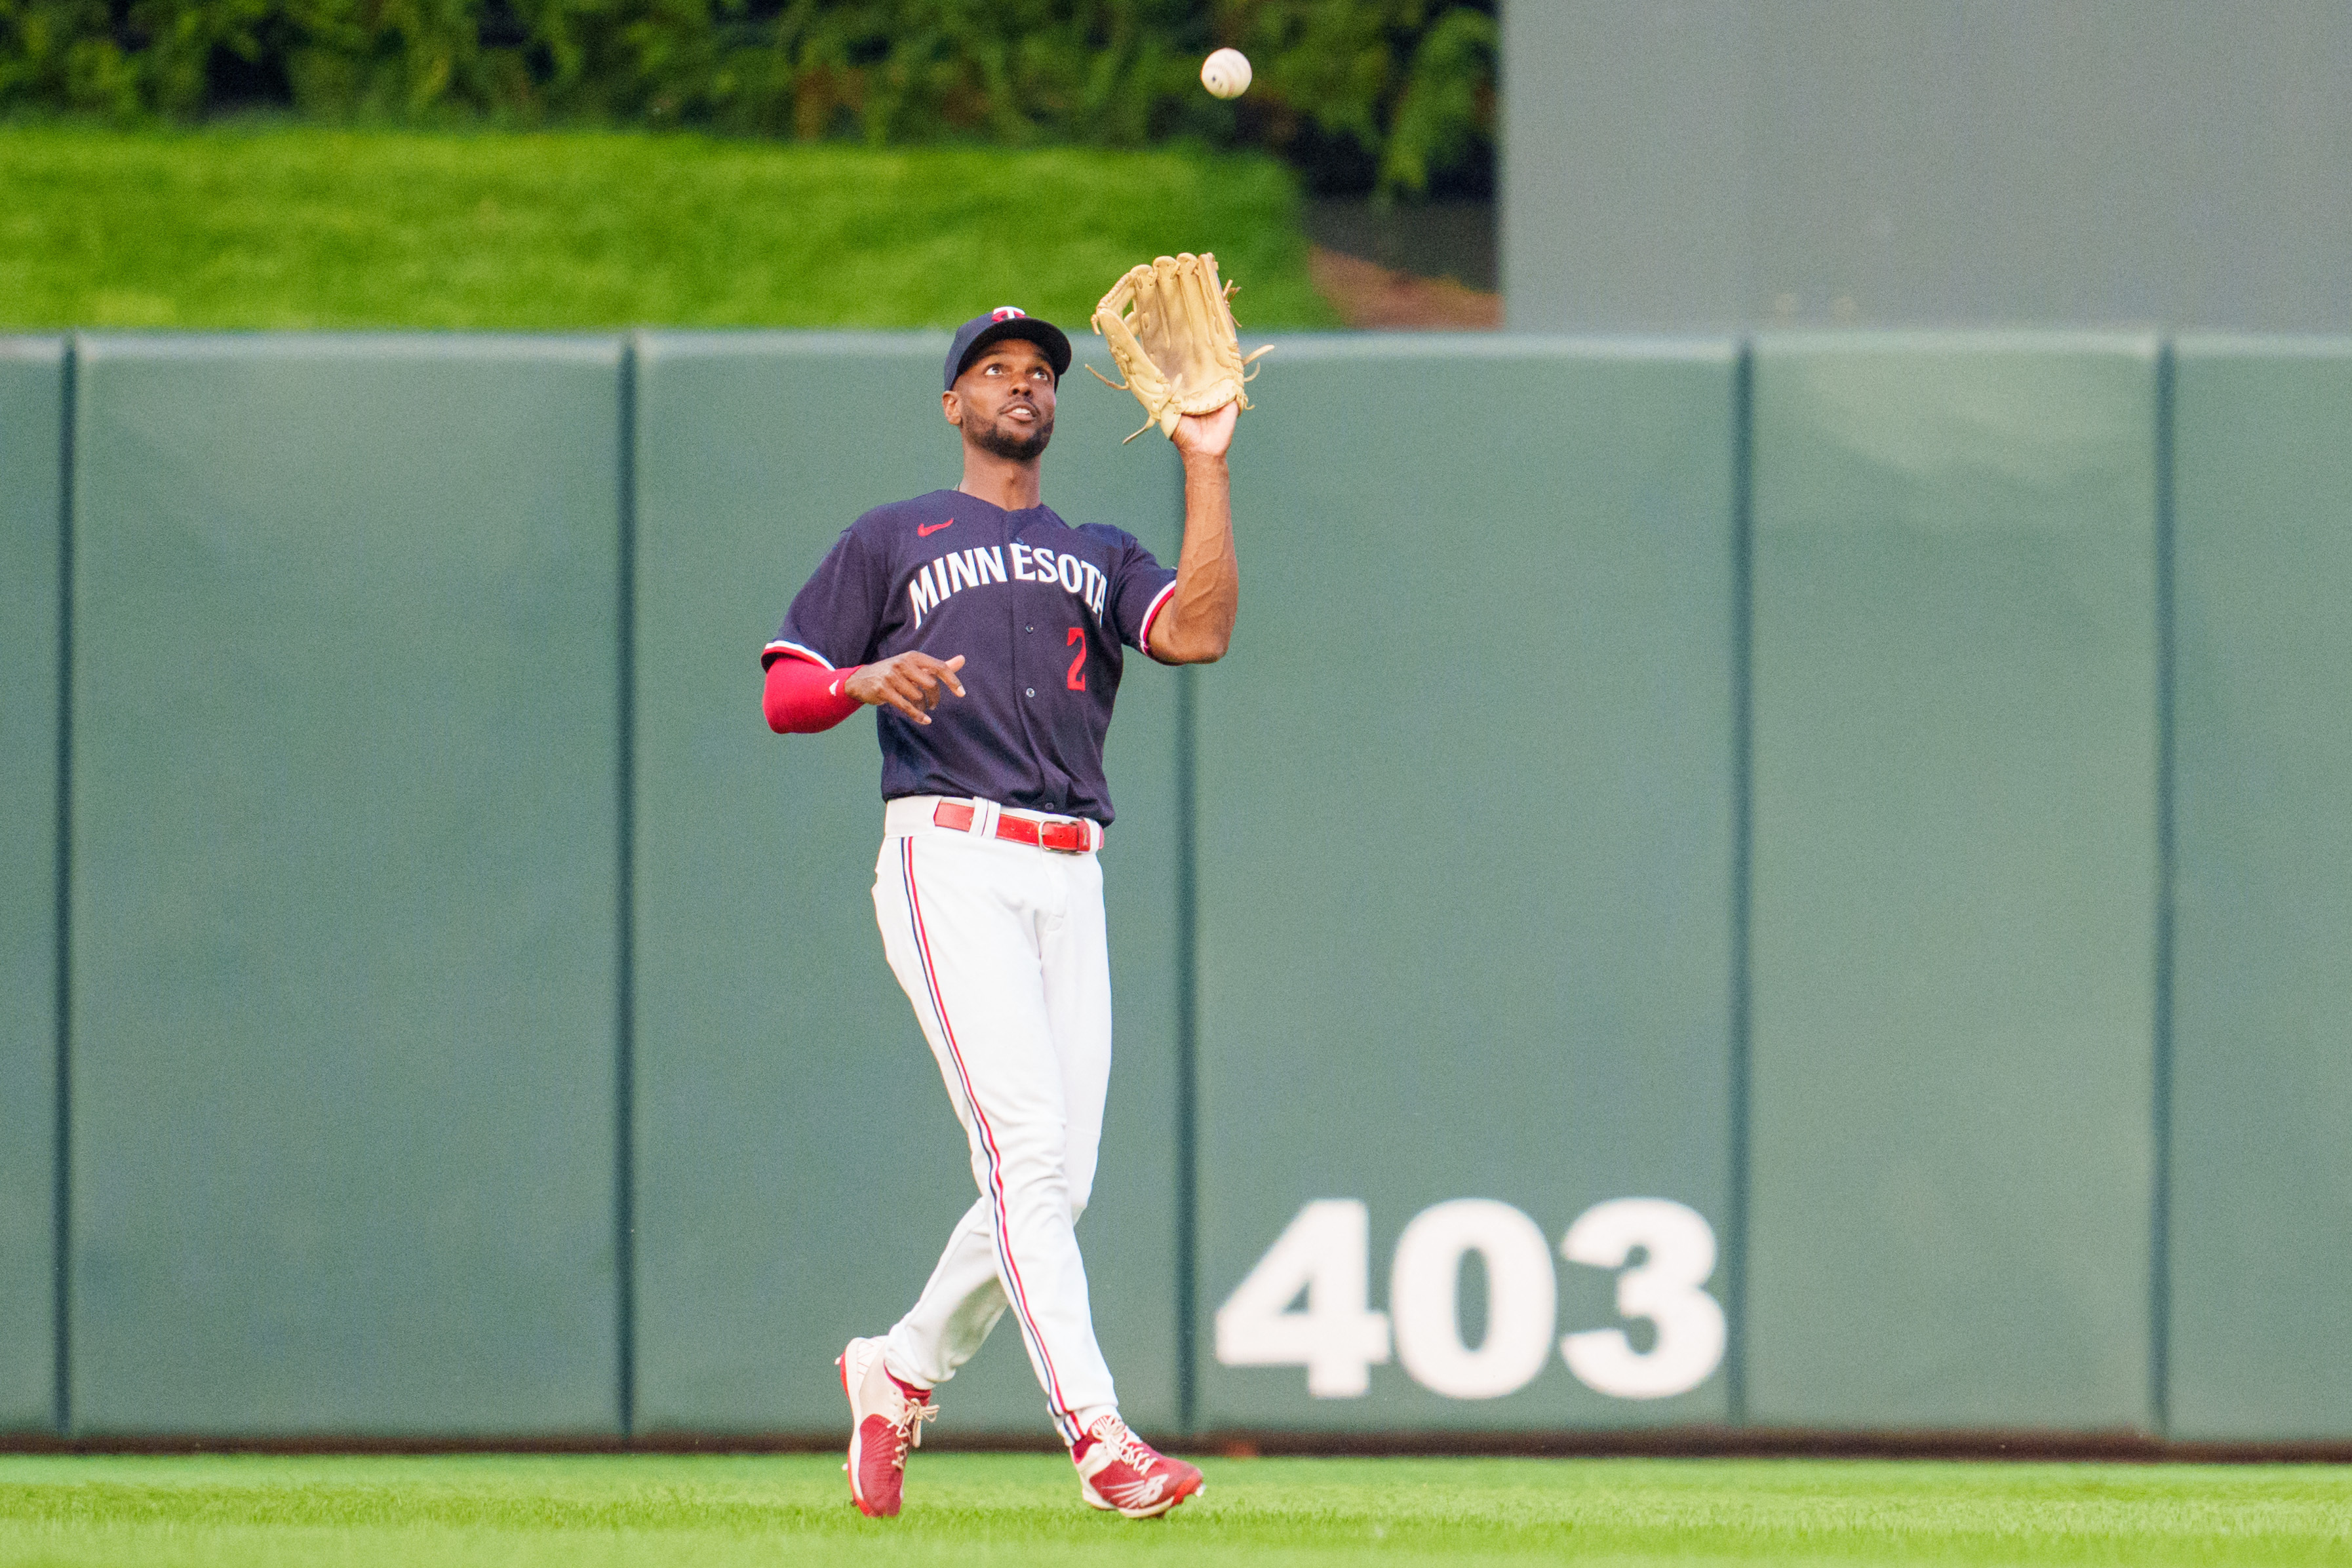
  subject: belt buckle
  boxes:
[1038,819,1088,854]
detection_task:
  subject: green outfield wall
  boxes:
[1196,339,1740,1432]
[1747,337,2161,1429]
[65,338,626,1436]
[0,340,64,1432]
[2,330,2349,1442]
[2168,338,2352,1441]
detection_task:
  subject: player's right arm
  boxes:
[844,653,966,726]
[764,516,968,732]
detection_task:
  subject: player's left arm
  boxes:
[1147,402,1240,665]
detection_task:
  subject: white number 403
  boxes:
[1213,1197,1725,1401]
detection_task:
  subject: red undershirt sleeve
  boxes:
[764,656,865,734]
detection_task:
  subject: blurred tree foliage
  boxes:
[0,0,1495,195]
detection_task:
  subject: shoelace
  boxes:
[1088,1415,1157,1472]
[890,1397,941,1463]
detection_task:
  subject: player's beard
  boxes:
[973,408,1053,461]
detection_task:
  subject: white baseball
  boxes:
[1201,47,1252,100]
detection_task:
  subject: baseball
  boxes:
[1201,47,1252,100]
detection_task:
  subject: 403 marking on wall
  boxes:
[1213,1198,1726,1401]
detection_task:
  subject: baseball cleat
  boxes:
[1069,1412,1204,1519]
[838,1336,938,1518]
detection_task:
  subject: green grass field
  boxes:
[3,1453,2349,1566]
[0,124,1337,331]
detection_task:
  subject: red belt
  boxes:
[933,800,1094,854]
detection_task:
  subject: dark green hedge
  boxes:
[0,0,1495,195]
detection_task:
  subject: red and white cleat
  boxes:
[837,1336,937,1518]
[1070,1412,1204,1519]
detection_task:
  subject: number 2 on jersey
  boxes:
[1065,627,1087,691]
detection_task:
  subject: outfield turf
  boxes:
[0,124,1337,331]
[2,1454,2349,1566]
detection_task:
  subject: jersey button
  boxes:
[1026,625,1034,633]
[1026,688,1036,697]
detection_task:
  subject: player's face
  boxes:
[946,339,1057,461]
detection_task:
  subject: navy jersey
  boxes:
[766,490,1179,824]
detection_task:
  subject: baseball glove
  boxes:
[1089,252,1270,443]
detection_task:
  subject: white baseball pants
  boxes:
[870,795,1118,1443]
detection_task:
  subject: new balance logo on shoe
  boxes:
[1095,1472,1169,1510]
[1069,1412,1204,1519]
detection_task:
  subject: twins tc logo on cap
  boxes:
[946,307,1072,388]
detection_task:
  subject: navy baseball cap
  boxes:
[945,307,1072,390]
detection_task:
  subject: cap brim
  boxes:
[953,318,1072,385]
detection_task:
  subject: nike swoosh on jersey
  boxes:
[917,520,955,536]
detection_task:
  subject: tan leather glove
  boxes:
[1090,251,1270,442]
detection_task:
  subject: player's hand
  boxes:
[846,653,967,726]
[1169,401,1237,461]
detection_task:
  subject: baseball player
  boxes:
[760,307,1238,1519]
